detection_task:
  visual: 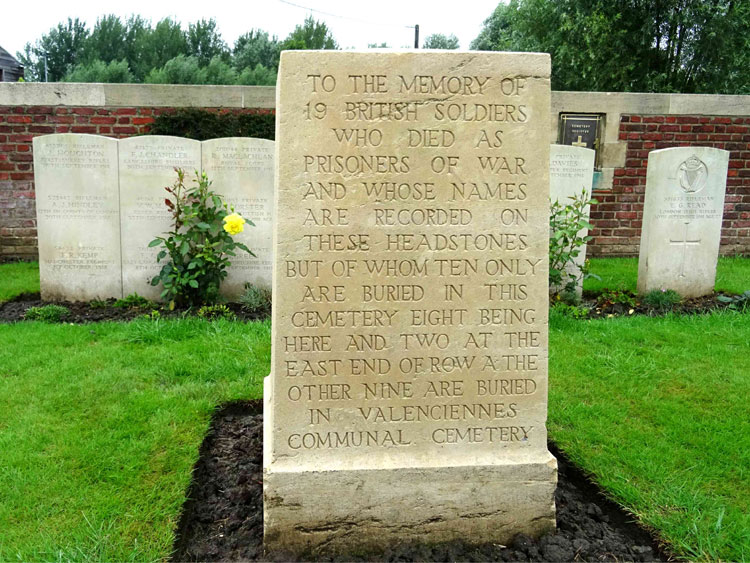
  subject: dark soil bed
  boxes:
[0,293,267,323]
[578,290,741,318]
[2,290,742,325]
[172,400,673,562]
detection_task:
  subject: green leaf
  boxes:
[148,239,162,247]
[188,279,199,288]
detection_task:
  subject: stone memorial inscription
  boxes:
[119,136,201,299]
[33,134,122,301]
[638,147,729,298]
[265,51,556,554]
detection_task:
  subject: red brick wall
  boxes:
[2,106,750,261]
[0,106,268,261]
[588,114,750,257]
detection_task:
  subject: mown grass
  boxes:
[1,259,749,560]
[583,256,749,295]
[0,260,39,302]
[549,310,750,561]
[0,318,270,561]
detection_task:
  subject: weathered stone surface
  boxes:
[638,147,729,298]
[264,50,556,555]
[33,134,121,301]
[119,136,201,300]
[202,138,274,295]
[549,144,595,296]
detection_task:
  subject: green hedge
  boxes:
[148,109,275,141]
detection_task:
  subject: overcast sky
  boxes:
[2,0,501,58]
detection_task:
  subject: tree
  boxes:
[282,16,338,50]
[423,33,459,49]
[204,56,239,85]
[143,18,189,75]
[146,55,207,84]
[85,15,128,64]
[64,59,134,83]
[238,64,277,86]
[187,19,229,67]
[471,0,750,94]
[124,15,155,81]
[17,18,89,81]
[233,30,281,71]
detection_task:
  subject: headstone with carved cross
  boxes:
[637,147,729,298]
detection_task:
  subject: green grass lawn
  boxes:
[549,310,750,561]
[0,259,748,560]
[583,255,749,295]
[0,318,269,561]
[0,261,39,303]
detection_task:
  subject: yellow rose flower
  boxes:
[223,213,245,235]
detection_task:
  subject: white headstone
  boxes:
[638,147,729,298]
[201,138,274,297]
[264,50,556,556]
[119,136,201,300]
[549,144,596,296]
[33,134,122,301]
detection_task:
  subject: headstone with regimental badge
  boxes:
[263,50,557,556]
[637,147,729,298]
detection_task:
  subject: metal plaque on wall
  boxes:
[558,113,603,168]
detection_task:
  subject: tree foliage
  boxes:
[186,19,229,66]
[282,16,338,50]
[17,18,89,81]
[64,59,134,83]
[472,0,750,94]
[233,29,281,71]
[423,33,460,49]
[18,15,337,86]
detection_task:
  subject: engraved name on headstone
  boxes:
[202,138,274,296]
[264,51,557,555]
[638,147,729,298]
[549,144,596,296]
[33,134,122,301]
[119,136,201,300]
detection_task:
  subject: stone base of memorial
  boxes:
[263,387,557,553]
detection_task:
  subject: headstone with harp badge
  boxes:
[637,147,729,298]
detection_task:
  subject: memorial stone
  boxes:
[638,147,729,298]
[264,51,556,555]
[202,138,274,296]
[119,136,201,300]
[549,144,596,296]
[33,134,121,301]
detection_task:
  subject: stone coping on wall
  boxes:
[0,83,276,109]
[2,83,747,115]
